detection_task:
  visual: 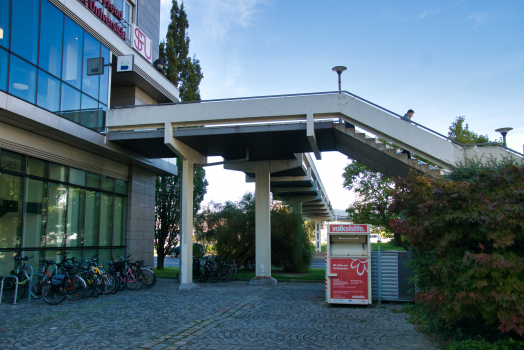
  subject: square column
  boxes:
[315,221,321,252]
[251,162,277,285]
[179,159,198,291]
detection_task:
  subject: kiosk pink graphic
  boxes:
[326,224,372,305]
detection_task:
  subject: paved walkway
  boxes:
[0,280,436,350]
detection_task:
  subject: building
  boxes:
[0,0,177,273]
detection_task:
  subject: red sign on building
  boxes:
[78,0,127,41]
[330,258,369,301]
[328,224,368,233]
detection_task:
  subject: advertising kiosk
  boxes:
[325,224,372,305]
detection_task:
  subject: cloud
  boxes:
[469,12,488,29]
[418,8,441,20]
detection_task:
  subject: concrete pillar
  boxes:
[126,166,156,267]
[251,162,277,285]
[315,221,321,252]
[179,159,198,291]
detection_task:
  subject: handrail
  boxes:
[114,90,524,158]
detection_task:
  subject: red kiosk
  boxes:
[325,224,372,305]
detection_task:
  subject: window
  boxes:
[1,150,26,174]
[99,193,113,246]
[37,70,61,113]
[23,178,47,249]
[80,94,99,130]
[84,191,100,247]
[39,0,64,78]
[9,55,37,104]
[27,157,48,178]
[67,187,85,247]
[60,83,81,123]
[11,0,40,65]
[124,1,134,43]
[0,173,23,249]
[99,46,110,105]
[82,32,100,99]
[47,183,68,248]
[69,168,86,187]
[0,0,9,49]
[62,17,83,90]
[0,48,7,91]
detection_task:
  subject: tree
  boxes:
[155,0,207,270]
[448,116,491,144]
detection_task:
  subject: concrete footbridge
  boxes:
[106,91,522,289]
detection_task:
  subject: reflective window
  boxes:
[82,32,100,99]
[84,191,100,247]
[99,46,110,105]
[0,48,7,91]
[62,18,83,90]
[69,168,86,187]
[67,187,85,247]
[86,172,101,189]
[0,173,23,249]
[37,70,61,113]
[60,83,81,123]
[97,103,107,132]
[40,0,64,78]
[27,157,48,178]
[0,0,9,49]
[11,0,40,65]
[49,163,68,182]
[115,180,127,195]
[113,196,126,246]
[23,178,47,249]
[1,150,25,173]
[9,55,37,104]
[80,94,99,130]
[102,176,115,192]
[100,193,113,246]
[47,183,67,248]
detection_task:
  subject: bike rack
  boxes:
[0,266,36,305]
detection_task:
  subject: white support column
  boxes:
[251,162,277,285]
[315,221,321,252]
[179,159,198,291]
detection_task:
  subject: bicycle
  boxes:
[111,256,143,290]
[41,259,86,305]
[1,256,41,303]
[134,259,156,288]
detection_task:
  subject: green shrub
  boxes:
[447,339,524,350]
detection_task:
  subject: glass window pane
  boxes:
[80,94,99,131]
[99,46,110,105]
[9,55,37,104]
[0,48,7,91]
[49,163,68,182]
[101,176,114,192]
[60,83,81,123]
[11,0,40,65]
[44,249,64,265]
[82,248,97,262]
[82,32,100,99]
[112,248,125,261]
[37,70,61,113]
[39,0,64,78]
[86,172,100,189]
[21,250,44,272]
[67,187,85,247]
[113,196,126,246]
[97,103,107,132]
[100,193,113,246]
[99,248,111,271]
[0,0,10,49]
[69,168,85,186]
[27,157,48,178]
[0,173,23,249]
[23,178,47,249]
[115,180,127,195]
[46,183,67,248]
[0,251,17,275]
[1,150,25,173]
[62,18,83,90]
[84,191,99,247]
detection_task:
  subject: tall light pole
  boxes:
[495,127,513,148]
[332,66,347,93]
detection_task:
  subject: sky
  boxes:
[158,0,524,211]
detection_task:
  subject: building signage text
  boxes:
[78,0,126,41]
[132,24,153,63]
[328,224,368,233]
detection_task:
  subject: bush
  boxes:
[390,161,524,336]
[447,339,524,350]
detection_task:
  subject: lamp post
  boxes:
[332,66,347,93]
[495,127,513,148]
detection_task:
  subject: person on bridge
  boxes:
[401,109,415,159]
[401,109,414,123]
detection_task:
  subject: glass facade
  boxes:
[1,0,110,133]
[0,148,127,275]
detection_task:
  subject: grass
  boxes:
[237,268,325,282]
[154,266,179,278]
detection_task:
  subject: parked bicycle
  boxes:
[1,256,41,303]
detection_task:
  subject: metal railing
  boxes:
[114,91,524,158]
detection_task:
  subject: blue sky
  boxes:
[159,0,524,210]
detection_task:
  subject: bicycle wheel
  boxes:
[82,274,96,298]
[208,268,219,283]
[1,275,26,303]
[92,275,104,298]
[110,274,120,294]
[117,272,127,291]
[66,276,86,301]
[100,274,116,295]
[230,266,238,281]
[31,273,44,299]
[125,272,142,290]
[41,278,67,305]
[140,269,156,288]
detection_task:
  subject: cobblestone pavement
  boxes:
[0,280,437,350]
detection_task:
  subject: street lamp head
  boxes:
[495,127,513,133]
[332,66,347,75]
